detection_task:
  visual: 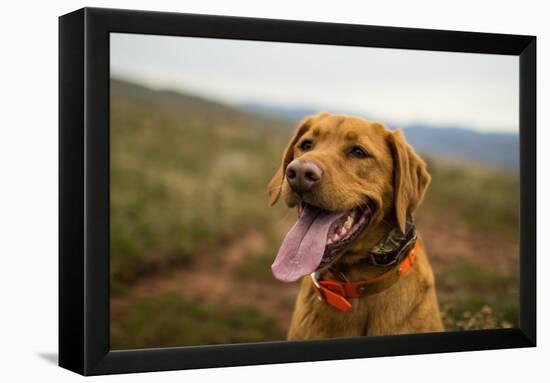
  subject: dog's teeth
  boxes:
[340,227,347,236]
[327,238,333,245]
[333,234,340,241]
[344,216,353,230]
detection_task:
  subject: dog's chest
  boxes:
[287,283,371,339]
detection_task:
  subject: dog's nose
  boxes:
[285,159,323,195]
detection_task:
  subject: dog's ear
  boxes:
[267,115,318,206]
[388,129,431,233]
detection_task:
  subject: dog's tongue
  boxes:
[272,205,347,282]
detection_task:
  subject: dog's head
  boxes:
[268,113,430,282]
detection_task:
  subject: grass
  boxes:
[422,158,519,237]
[110,79,292,289]
[234,250,278,283]
[441,304,514,331]
[437,262,519,329]
[111,294,285,349]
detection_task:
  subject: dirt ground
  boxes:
[111,228,299,329]
[111,210,518,337]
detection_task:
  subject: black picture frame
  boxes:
[59,7,536,376]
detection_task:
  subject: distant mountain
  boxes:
[402,125,518,170]
[238,102,518,170]
[238,102,377,123]
[238,102,326,123]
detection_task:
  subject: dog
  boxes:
[267,112,443,339]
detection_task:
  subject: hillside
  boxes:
[110,78,519,349]
[110,78,293,288]
[112,79,292,134]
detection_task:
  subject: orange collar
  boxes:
[311,239,420,312]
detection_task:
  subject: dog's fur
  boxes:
[268,113,443,339]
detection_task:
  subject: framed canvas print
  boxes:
[59,7,536,376]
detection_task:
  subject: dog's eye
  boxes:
[347,145,368,158]
[299,139,314,151]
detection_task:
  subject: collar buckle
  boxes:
[310,272,325,302]
[311,272,353,311]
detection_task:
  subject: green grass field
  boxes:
[110,78,519,348]
[111,294,284,349]
[423,158,519,237]
[110,79,292,293]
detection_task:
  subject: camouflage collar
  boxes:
[367,216,417,267]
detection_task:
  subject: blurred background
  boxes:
[109,34,519,349]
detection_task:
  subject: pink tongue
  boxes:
[271,205,347,282]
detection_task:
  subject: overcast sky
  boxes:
[111,33,519,133]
